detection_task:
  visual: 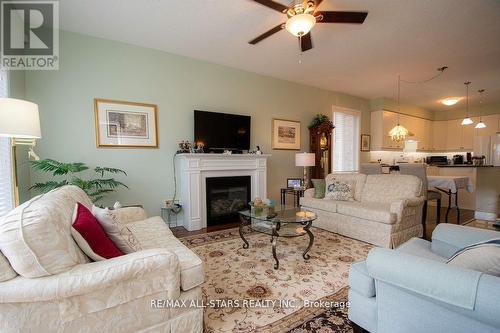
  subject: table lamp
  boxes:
[295,152,315,189]
[0,98,41,206]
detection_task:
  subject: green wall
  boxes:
[25,31,369,215]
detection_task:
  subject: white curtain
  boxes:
[0,70,14,216]
[332,107,361,172]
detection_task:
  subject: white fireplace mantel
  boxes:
[176,153,270,231]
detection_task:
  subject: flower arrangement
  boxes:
[249,197,276,216]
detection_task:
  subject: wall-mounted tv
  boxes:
[194,110,251,151]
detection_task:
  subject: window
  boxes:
[332,107,361,172]
[0,70,13,217]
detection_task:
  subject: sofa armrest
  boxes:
[367,248,500,328]
[431,224,500,258]
[390,197,424,221]
[303,188,315,198]
[114,206,149,223]
[367,248,482,310]
[0,249,180,303]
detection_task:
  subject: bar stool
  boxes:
[398,164,441,237]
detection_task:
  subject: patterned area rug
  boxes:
[181,227,372,333]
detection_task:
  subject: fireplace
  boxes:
[206,176,251,226]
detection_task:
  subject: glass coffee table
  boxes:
[238,207,316,269]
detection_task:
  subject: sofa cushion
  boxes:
[300,197,337,212]
[325,180,355,201]
[349,261,375,298]
[396,237,447,262]
[337,201,396,224]
[92,205,142,254]
[0,186,90,278]
[311,179,326,198]
[325,173,367,201]
[0,251,17,282]
[361,174,422,204]
[71,203,124,260]
[447,239,500,276]
[126,216,204,291]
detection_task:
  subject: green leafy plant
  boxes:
[30,159,128,202]
[309,114,333,129]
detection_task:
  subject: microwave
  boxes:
[426,156,448,165]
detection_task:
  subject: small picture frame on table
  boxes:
[361,134,371,152]
[287,178,302,189]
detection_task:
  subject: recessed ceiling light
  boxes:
[440,98,460,106]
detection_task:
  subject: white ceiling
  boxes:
[59,0,500,111]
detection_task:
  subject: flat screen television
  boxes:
[194,110,251,152]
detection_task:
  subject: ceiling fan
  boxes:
[249,0,368,52]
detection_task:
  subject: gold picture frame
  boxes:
[272,118,301,150]
[361,134,370,152]
[94,98,158,148]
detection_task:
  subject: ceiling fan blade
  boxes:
[249,23,285,45]
[300,33,313,52]
[316,11,368,24]
[251,0,288,13]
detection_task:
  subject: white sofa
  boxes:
[0,186,204,333]
[300,173,424,248]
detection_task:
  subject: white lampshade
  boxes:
[0,98,41,139]
[295,152,315,167]
[285,14,316,37]
[475,121,486,129]
[461,117,473,125]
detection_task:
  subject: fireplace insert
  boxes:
[206,176,251,226]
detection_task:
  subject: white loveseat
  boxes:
[0,186,204,333]
[300,173,424,248]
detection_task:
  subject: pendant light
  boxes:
[389,75,409,142]
[461,81,473,125]
[475,89,486,129]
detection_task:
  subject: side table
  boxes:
[280,188,304,207]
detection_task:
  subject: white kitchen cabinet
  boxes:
[431,121,447,151]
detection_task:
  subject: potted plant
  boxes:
[30,159,128,203]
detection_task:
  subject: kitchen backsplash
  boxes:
[369,151,470,165]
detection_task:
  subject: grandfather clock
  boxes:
[309,122,334,179]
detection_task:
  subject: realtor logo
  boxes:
[1,0,59,70]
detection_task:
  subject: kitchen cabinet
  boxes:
[370,110,500,152]
[431,121,447,151]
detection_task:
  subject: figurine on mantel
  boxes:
[177,141,204,153]
[248,145,263,155]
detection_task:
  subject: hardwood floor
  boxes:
[171,206,476,239]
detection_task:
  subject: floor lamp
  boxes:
[295,152,315,189]
[0,98,41,206]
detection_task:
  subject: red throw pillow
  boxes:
[72,202,124,259]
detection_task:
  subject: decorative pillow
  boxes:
[71,203,124,261]
[0,251,17,282]
[92,205,142,254]
[325,180,354,201]
[311,179,326,199]
[447,239,500,276]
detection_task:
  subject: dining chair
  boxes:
[398,164,441,238]
[360,163,382,175]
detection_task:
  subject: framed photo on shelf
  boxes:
[287,178,302,189]
[361,134,371,152]
[272,118,301,150]
[94,98,158,148]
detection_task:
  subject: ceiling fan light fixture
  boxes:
[285,13,316,37]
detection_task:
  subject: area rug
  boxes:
[181,227,372,333]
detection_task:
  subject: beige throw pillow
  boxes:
[325,180,354,201]
[92,205,142,254]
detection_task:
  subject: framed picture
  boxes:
[94,98,158,148]
[361,134,370,152]
[287,178,302,189]
[272,118,301,150]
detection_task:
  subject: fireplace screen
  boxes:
[206,176,251,226]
